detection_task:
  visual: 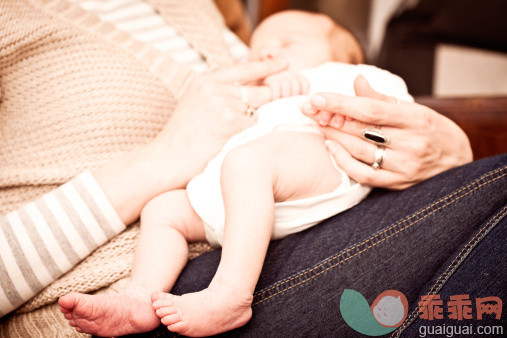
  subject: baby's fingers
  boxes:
[287,74,302,96]
[279,76,293,98]
[286,72,310,96]
[265,78,282,100]
[301,101,344,128]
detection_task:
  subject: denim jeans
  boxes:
[128,154,507,337]
[398,201,506,337]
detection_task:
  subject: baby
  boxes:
[59,10,412,337]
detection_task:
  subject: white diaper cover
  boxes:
[186,96,372,247]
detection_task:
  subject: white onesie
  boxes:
[186,62,413,247]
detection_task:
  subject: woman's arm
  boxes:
[0,172,125,318]
[94,59,286,224]
[0,59,287,317]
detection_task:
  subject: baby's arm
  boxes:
[212,131,341,296]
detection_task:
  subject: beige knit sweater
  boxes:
[0,0,233,335]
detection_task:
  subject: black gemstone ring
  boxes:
[360,128,391,146]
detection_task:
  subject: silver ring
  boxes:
[361,127,391,146]
[245,106,256,117]
[372,146,385,170]
[240,86,256,117]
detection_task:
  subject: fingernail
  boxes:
[319,117,329,126]
[325,140,338,153]
[330,115,345,128]
[302,101,318,115]
[311,95,326,107]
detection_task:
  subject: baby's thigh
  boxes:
[253,131,343,203]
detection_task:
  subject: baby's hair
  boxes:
[267,10,364,64]
[326,16,364,64]
[252,10,364,65]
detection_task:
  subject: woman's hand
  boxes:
[302,75,473,190]
[156,59,288,183]
[95,59,287,224]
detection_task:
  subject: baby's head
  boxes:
[250,10,363,70]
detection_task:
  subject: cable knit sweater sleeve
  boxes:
[0,172,126,317]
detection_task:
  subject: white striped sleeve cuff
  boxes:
[0,171,126,317]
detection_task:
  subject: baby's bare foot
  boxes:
[151,284,253,337]
[58,292,160,336]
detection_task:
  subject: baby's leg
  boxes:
[152,144,276,337]
[59,190,205,336]
[152,132,340,337]
[128,189,206,294]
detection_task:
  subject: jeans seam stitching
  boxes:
[254,166,506,297]
[252,166,507,306]
[392,205,507,337]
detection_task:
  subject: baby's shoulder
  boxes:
[304,62,398,80]
[302,62,412,101]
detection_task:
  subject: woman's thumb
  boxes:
[353,75,389,101]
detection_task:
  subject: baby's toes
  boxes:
[155,306,177,319]
[151,291,175,302]
[167,320,189,335]
[152,295,174,310]
[161,313,182,326]
[150,291,168,303]
[59,306,71,314]
[150,291,160,303]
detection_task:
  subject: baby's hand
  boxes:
[264,70,310,100]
